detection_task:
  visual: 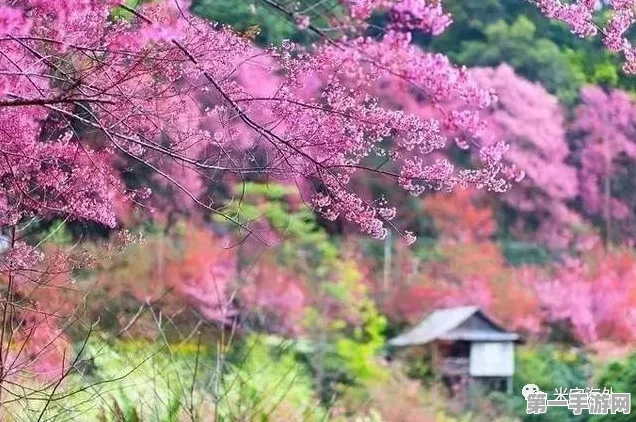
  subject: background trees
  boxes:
[0,0,635,420]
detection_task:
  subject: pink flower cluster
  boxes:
[276,31,518,240]
[241,263,308,334]
[533,253,636,344]
[471,65,580,248]
[572,86,636,242]
[345,0,452,34]
[536,0,635,73]
[0,0,630,246]
[386,0,453,34]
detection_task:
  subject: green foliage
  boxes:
[1,339,199,421]
[503,345,591,421]
[594,355,636,421]
[216,183,388,405]
[191,0,304,45]
[216,182,338,270]
[303,262,391,410]
[450,16,585,104]
[221,334,326,421]
[322,262,388,383]
[38,220,73,246]
[109,389,142,422]
[192,0,350,45]
[501,240,553,266]
[86,339,214,421]
[334,303,388,383]
[404,358,435,385]
[7,336,325,421]
[110,0,144,21]
[425,0,635,104]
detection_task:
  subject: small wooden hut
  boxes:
[388,306,520,394]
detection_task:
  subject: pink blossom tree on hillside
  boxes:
[470,65,580,248]
[0,0,508,389]
[374,64,580,248]
[532,249,636,344]
[536,0,635,74]
[0,0,519,247]
[570,86,636,246]
[0,0,633,391]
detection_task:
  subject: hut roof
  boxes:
[388,306,519,347]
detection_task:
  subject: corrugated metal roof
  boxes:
[388,306,519,347]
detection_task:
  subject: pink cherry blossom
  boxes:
[570,86,636,244]
[535,0,635,74]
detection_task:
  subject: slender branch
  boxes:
[0,96,115,108]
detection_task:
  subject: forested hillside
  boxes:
[0,0,634,420]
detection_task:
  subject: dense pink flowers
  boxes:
[2,0,631,243]
[0,130,122,228]
[242,263,308,334]
[536,0,635,73]
[533,251,636,344]
[471,65,580,247]
[0,0,634,382]
[0,0,521,245]
[386,0,453,34]
[345,0,452,33]
[571,86,636,243]
[373,62,585,247]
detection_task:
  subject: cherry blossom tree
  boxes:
[0,0,519,247]
[0,0,633,393]
[373,62,580,247]
[532,248,636,344]
[0,0,494,393]
[535,0,635,74]
[470,64,580,248]
[1,0,632,242]
[570,85,636,245]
